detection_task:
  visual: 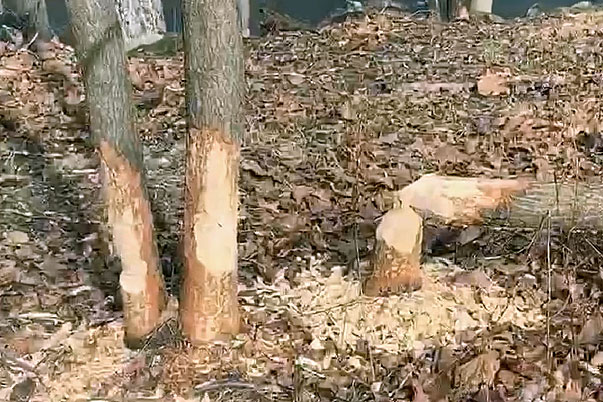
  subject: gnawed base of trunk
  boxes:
[99,140,166,348]
[181,128,240,343]
[363,206,423,296]
[179,269,240,342]
[364,240,423,296]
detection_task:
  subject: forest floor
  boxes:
[1,6,603,402]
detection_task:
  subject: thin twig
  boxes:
[302,298,364,316]
[194,379,256,393]
[546,210,552,370]
[23,32,40,51]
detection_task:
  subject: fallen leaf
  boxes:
[477,70,510,96]
[578,314,603,345]
[412,379,430,402]
[591,351,603,366]
[42,59,72,80]
[451,269,493,290]
[6,230,29,244]
[454,350,500,391]
[286,72,305,86]
[292,185,313,204]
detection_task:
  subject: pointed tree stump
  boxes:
[364,204,423,296]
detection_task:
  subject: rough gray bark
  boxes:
[115,0,167,51]
[488,182,603,230]
[65,0,166,348]
[180,0,244,343]
[183,0,244,139]
[237,0,250,38]
[3,0,52,40]
[470,0,493,14]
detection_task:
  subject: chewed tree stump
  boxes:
[363,205,423,296]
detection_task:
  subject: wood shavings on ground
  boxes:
[274,260,547,358]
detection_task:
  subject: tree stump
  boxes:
[363,205,423,296]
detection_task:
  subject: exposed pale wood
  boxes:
[403,177,603,230]
[364,206,423,296]
[180,0,243,343]
[65,0,166,348]
[395,174,530,226]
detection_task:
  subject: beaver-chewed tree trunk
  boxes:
[363,205,424,296]
[180,0,244,343]
[65,0,166,348]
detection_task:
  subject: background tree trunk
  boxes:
[237,0,250,38]
[180,0,244,343]
[3,0,52,40]
[470,0,493,14]
[115,0,166,51]
[65,0,166,348]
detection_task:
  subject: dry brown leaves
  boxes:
[477,69,510,96]
[1,7,603,402]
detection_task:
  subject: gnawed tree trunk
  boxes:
[180,0,243,343]
[396,175,603,230]
[3,0,51,40]
[115,0,166,52]
[395,174,530,226]
[65,0,166,348]
[364,205,424,296]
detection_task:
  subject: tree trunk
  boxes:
[237,0,250,38]
[363,206,424,296]
[65,0,166,348]
[115,0,166,52]
[180,0,243,343]
[3,0,52,40]
[487,181,603,230]
[470,0,492,14]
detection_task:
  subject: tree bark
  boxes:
[180,0,243,343]
[470,0,493,14]
[115,0,167,51]
[363,206,423,296]
[65,0,166,348]
[3,0,52,40]
[486,181,603,230]
[237,0,250,38]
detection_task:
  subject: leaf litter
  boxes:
[1,6,603,401]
